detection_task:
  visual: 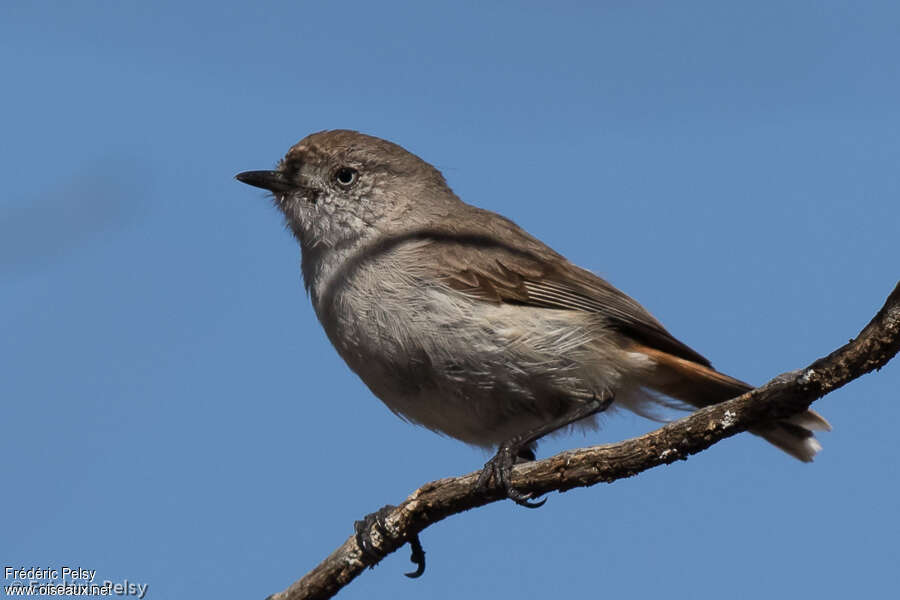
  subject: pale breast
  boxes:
[311,251,637,446]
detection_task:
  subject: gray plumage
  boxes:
[236,129,830,461]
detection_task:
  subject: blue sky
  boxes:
[2,2,898,599]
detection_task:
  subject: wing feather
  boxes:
[405,219,712,367]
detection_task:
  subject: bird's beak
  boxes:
[234,170,295,193]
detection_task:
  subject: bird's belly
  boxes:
[321,286,631,447]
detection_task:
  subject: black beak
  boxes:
[234,170,295,193]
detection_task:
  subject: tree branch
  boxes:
[268,281,900,600]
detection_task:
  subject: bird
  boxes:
[235,129,830,510]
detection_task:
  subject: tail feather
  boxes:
[783,410,832,432]
[754,421,822,462]
[630,344,829,461]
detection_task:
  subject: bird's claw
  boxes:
[404,534,426,578]
[354,504,426,578]
[475,445,546,508]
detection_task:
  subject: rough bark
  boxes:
[267,281,900,600]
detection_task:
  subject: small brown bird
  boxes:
[237,130,831,508]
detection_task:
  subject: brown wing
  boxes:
[410,213,713,367]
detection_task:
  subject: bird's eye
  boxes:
[334,167,358,187]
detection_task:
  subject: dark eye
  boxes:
[334,167,358,187]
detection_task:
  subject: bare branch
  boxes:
[268,281,900,600]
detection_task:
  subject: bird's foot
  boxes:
[475,445,546,508]
[354,504,426,578]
